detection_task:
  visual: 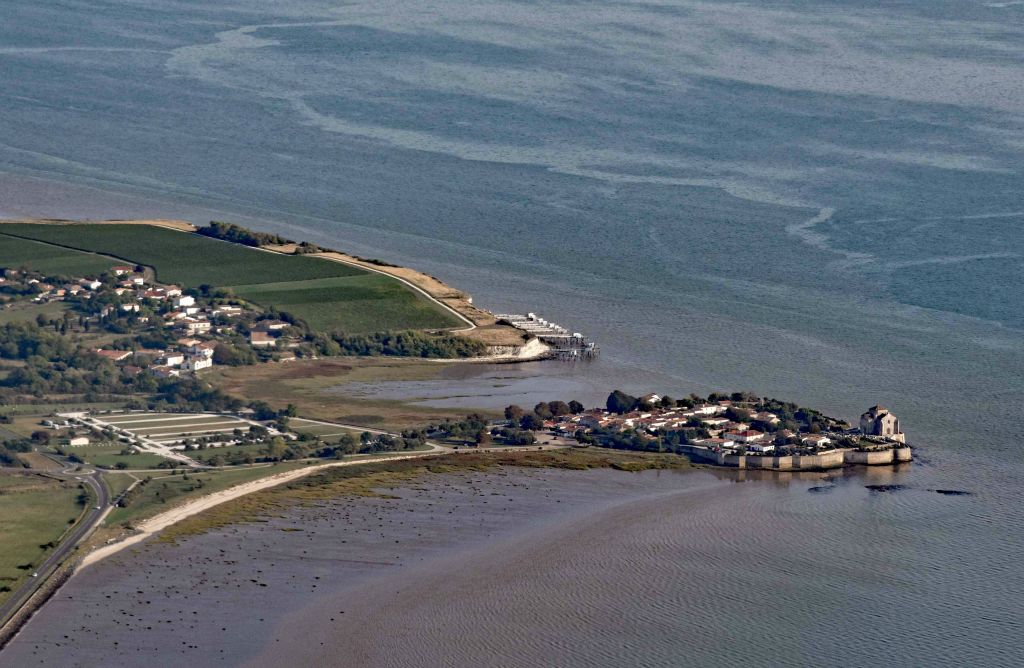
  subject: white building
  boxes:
[174,295,196,308]
[748,443,775,453]
[183,356,213,372]
[68,436,90,447]
[160,353,186,366]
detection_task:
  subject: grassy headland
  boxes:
[0,222,461,334]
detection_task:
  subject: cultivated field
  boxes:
[94,412,257,446]
[0,235,115,276]
[0,224,359,286]
[231,274,462,333]
[0,223,461,334]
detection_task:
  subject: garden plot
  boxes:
[94,412,259,446]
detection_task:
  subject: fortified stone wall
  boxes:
[683,445,911,470]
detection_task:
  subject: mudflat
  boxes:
[2,466,710,667]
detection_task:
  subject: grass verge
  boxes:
[0,472,84,604]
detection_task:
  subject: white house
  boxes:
[174,295,196,308]
[160,353,186,366]
[183,356,213,372]
[694,437,736,449]
[801,434,832,447]
[748,443,776,453]
[68,436,90,447]
[178,318,211,335]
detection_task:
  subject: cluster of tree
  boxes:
[489,427,537,445]
[425,414,489,441]
[503,400,585,429]
[197,221,290,247]
[0,322,130,397]
[753,397,844,432]
[0,438,31,467]
[331,331,487,358]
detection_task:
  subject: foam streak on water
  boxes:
[0,1,1022,664]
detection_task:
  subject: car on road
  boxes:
[31,572,38,578]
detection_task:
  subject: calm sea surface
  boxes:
[0,0,1022,665]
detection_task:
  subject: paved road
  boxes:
[0,467,109,628]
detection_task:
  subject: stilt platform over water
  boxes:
[494,312,599,360]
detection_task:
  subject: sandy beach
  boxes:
[80,451,444,571]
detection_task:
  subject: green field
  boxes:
[190,443,265,464]
[290,420,360,437]
[0,234,115,276]
[0,224,360,286]
[65,443,170,469]
[231,275,461,333]
[0,224,460,334]
[0,473,84,603]
[102,472,139,500]
[0,301,70,325]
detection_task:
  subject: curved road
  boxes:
[0,467,109,628]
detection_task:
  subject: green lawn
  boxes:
[102,472,139,501]
[66,443,171,469]
[0,224,460,334]
[0,301,70,324]
[190,443,265,464]
[0,473,84,604]
[231,274,461,334]
[290,420,361,437]
[0,234,116,276]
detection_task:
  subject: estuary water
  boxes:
[1,0,1022,665]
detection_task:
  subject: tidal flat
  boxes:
[3,457,711,667]
[3,452,1008,668]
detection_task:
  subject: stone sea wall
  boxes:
[683,446,912,471]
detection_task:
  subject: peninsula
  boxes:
[0,218,911,648]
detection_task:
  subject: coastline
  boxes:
[0,217,551,361]
[2,466,716,668]
[78,449,448,571]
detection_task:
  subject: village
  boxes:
[532,392,912,470]
[1,264,302,379]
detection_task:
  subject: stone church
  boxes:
[860,405,905,443]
